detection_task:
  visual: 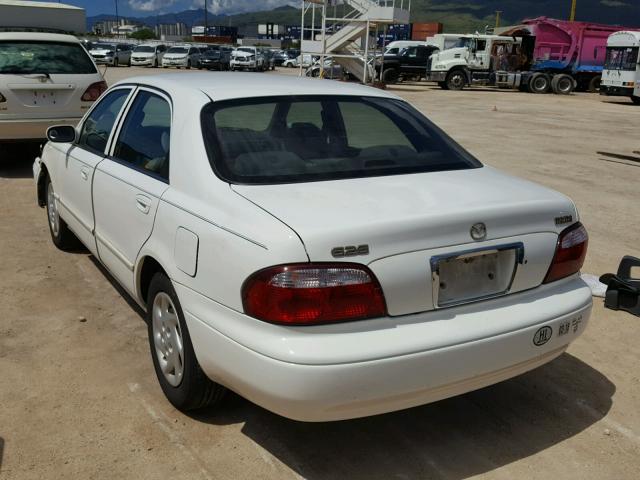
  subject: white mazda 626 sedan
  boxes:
[33,73,591,422]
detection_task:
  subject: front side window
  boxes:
[78,89,131,153]
[113,91,171,180]
[605,47,639,71]
[0,41,97,74]
[202,95,481,185]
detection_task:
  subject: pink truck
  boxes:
[495,17,638,94]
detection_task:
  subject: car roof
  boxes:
[115,72,400,103]
[0,32,80,43]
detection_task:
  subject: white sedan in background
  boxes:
[33,73,591,422]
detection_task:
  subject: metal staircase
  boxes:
[300,0,410,83]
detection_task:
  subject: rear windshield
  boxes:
[201,95,481,185]
[167,47,188,54]
[605,47,639,71]
[0,41,97,75]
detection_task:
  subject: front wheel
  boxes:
[186,60,191,69]
[382,68,399,84]
[114,57,119,68]
[632,96,640,105]
[147,273,226,411]
[528,73,551,94]
[446,70,466,91]
[45,176,81,251]
[438,81,449,90]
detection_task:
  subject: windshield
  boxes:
[134,46,155,53]
[93,43,116,50]
[167,47,189,54]
[201,95,481,185]
[605,47,639,71]
[453,37,472,49]
[0,41,97,75]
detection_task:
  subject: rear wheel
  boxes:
[438,81,449,90]
[114,57,119,68]
[186,60,191,69]
[46,176,81,251]
[528,73,551,94]
[153,58,158,68]
[588,75,601,93]
[446,70,466,91]
[147,273,226,411]
[632,96,640,105]
[551,74,575,95]
[382,68,399,84]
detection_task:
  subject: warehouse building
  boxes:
[0,0,85,33]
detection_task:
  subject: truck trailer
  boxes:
[495,17,636,94]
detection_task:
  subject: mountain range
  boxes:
[87,1,640,33]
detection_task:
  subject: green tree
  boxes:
[128,29,157,40]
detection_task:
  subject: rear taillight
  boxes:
[242,263,387,325]
[544,222,588,284]
[81,81,108,102]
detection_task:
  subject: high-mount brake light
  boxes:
[544,222,588,284]
[242,263,387,325]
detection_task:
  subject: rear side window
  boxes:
[113,91,171,180]
[0,41,97,74]
[202,95,481,185]
[78,89,131,153]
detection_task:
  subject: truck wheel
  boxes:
[528,73,551,94]
[147,273,226,412]
[382,69,399,84]
[632,96,640,105]
[551,74,575,95]
[438,81,449,90]
[588,76,601,93]
[446,70,466,91]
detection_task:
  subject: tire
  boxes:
[438,81,449,90]
[632,96,640,105]
[45,176,81,251]
[446,70,466,91]
[382,68,399,84]
[114,57,119,68]
[588,75,601,93]
[147,273,226,411]
[153,58,158,68]
[551,74,575,95]
[528,73,551,94]
[186,60,191,70]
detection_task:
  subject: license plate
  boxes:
[32,90,57,106]
[431,243,524,308]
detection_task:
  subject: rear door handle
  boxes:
[80,167,89,181]
[136,194,152,215]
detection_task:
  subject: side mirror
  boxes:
[47,125,76,143]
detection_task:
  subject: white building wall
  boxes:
[0,1,86,33]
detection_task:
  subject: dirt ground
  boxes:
[0,66,639,480]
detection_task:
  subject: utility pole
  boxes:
[204,0,208,40]
[114,0,119,38]
[495,10,502,29]
[570,0,577,21]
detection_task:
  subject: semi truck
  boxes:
[600,31,640,105]
[427,17,637,95]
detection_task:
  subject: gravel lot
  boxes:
[1,66,639,479]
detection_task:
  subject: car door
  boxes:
[59,87,133,253]
[93,87,172,294]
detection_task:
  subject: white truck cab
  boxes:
[600,31,640,105]
[425,34,518,90]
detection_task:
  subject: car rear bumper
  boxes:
[0,117,83,141]
[176,276,592,422]
[600,85,634,97]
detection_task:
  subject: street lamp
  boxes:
[204,0,208,41]
[114,0,119,37]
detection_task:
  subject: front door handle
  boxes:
[80,167,89,181]
[136,194,152,215]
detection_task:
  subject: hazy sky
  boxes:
[45,0,298,17]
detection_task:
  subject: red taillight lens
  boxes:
[242,263,387,325]
[81,81,108,102]
[544,222,588,284]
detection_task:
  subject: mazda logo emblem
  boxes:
[470,223,487,241]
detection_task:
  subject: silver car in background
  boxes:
[89,42,132,67]
[131,43,167,68]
